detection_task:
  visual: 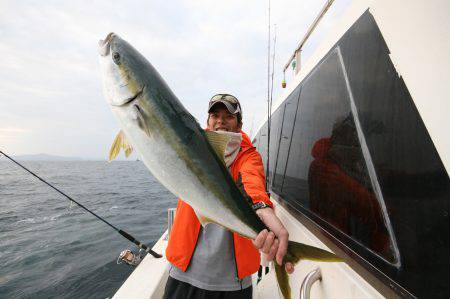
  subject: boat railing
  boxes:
[282,0,335,83]
[165,208,176,240]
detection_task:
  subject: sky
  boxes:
[0,0,350,160]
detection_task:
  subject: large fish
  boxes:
[98,32,342,299]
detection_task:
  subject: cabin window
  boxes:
[336,11,450,296]
[281,49,396,262]
[272,86,301,193]
[267,105,285,185]
[259,10,449,295]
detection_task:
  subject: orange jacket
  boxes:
[165,131,272,279]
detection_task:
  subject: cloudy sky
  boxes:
[0,0,350,160]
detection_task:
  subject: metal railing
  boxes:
[300,268,322,299]
[165,208,176,240]
[283,0,335,76]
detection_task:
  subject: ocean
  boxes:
[0,160,175,298]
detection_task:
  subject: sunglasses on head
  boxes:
[209,94,239,105]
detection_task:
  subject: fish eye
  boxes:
[112,52,121,65]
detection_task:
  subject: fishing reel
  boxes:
[117,247,146,267]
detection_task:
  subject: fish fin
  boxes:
[109,130,125,162]
[134,105,152,138]
[123,137,134,158]
[109,130,134,161]
[275,241,343,299]
[205,131,231,163]
[192,208,214,227]
[274,263,290,299]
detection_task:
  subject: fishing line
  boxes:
[0,150,162,258]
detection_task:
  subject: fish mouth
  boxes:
[98,32,116,56]
[111,85,145,107]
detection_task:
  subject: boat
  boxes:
[114,0,449,298]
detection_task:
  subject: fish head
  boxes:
[99,32,187,144]
[98,32,146,107]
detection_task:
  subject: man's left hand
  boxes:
[253,207,294,274]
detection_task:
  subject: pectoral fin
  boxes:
[124,141,133,158]
[108,130,134,162]
[134,105,152,138]
[205,131,231,163]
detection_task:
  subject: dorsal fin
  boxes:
[108,130,134,162]
[205,131,231,163]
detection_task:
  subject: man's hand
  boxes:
[253,207,294,274]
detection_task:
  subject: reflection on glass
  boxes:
[272,87,301,193]
[259,10,449,294]
[267,105,285,186]
[337,11,450,295]
[308,115,391,260]
[281,50,395,262]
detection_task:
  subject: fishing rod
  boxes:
[266,0,277,190]
[0,150,162,259]
[269,25,277,131]
[266,0,271,190]
[267,25,277,188]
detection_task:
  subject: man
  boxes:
[164,94,293,299]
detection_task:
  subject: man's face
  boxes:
[207,104,242,133]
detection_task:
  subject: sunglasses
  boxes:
[210,94,239,105]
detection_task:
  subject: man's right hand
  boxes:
[253,208,294,274]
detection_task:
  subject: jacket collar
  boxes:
[238,131,255,154]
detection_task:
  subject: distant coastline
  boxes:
[11,154,84,161]
[3,153,137,161]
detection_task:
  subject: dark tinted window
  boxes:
[267,105,285,185]
[338,11,449,297]
[272,87,301,193]
[256,10,450,297]
[282,49,395,262]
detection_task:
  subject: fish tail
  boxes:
[274,241,343,299]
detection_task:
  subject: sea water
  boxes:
[0,160,175,298]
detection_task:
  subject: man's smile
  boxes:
[215,127,229,131]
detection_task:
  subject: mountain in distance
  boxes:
[5,153,141,161]
[11,153,83,161]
